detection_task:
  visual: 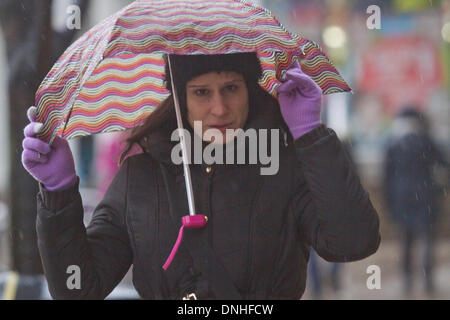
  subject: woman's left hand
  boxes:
[276,61,323,140]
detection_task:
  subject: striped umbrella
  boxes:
[35,0,351,143]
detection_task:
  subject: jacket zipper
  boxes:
[244,171,264,298]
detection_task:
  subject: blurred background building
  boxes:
[0,0,448,299]
[260,0,449,299]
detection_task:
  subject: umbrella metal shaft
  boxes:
[167,55,196,216]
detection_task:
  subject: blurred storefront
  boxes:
[262,0,449,220]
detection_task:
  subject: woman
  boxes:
[22,52,380,299]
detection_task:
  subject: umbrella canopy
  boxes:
[35,0,351,143]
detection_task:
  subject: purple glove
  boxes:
[21,106,77,191]
[276,61,323,140]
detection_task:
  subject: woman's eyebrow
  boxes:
[187,84,209,88]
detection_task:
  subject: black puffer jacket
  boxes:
[36,104,380,300]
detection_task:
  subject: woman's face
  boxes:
[185,71,249,144]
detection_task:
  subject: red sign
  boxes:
[357,36,442,114]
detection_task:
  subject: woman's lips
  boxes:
[209,123,232,130]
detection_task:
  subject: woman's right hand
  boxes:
[21,106,77,191]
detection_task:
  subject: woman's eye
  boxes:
[195,89,209,96]
[227,85,237,91]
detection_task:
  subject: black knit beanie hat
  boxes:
[163,52,263,93]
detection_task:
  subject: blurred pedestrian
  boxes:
[383,107,448,296]
[307,248,342,299]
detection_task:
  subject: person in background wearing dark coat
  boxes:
[383,107,448,296]
[21,53,380,299]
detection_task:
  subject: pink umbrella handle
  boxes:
[162,215,208,270]
[162,225,185,270]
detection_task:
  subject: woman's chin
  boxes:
[202,127,237,145]
[206,135,226,145]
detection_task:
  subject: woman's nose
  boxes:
[209,93,228,117]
